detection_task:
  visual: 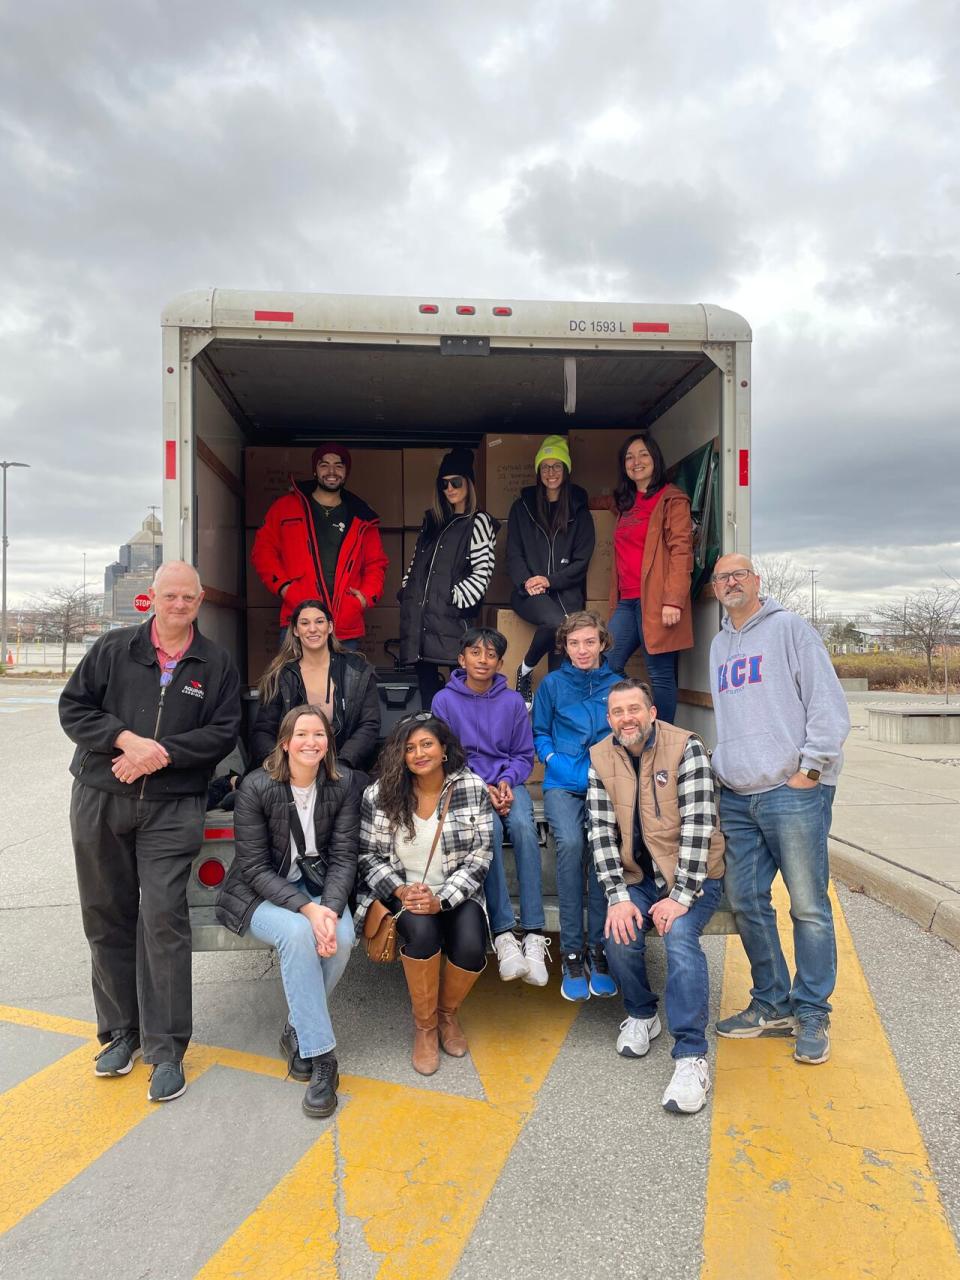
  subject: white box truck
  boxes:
[161,289,751,946]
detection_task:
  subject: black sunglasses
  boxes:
[441,476,466,489]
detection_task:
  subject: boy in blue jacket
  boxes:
[432,628,551,985]
[533,610,623,1001]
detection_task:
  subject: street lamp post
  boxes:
[1,461,31,664]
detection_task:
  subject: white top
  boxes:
[395,813,445,891]
[288,783,318,882]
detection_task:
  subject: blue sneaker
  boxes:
[794,1012,831,1064]
[716,999,794,1039]
[587,946,618,998]
[560,952,590,1002]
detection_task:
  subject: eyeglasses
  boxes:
[159,659,178,687]
[441,476,466,489]
[710,569,753,585]
[539,462,565,475]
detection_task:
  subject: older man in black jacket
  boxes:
[59,562,241,1103]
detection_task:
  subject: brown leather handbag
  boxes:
[362,788,452,963]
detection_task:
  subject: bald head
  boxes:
[152,561,202,594]
[149,561,204,639]
[712,553,761,626]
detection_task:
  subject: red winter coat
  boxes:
[251,482,388,638]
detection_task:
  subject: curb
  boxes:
[829,839,960,952]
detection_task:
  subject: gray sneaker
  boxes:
[794,1013,831,1064]
[148,1061,187,1102]
[94,1030,142,1076]
[716,1000,794,1038]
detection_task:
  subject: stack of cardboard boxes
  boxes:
[244,431,643,692]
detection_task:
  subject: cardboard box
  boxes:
[245,529,277,608]
[487,608,550,698]
[481,433,542,517]
[356,607,402,670]
[586,510,617,601]
[485,523,515,605]
[568,429,631,500]
[244,446,404,528]
[402,448,450,526]
[246,605,280,687]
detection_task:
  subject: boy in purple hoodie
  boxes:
[432,628,551,985]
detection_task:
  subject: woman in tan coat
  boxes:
[594,433,694,726]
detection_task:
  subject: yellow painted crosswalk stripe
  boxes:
[703,882,960,1280]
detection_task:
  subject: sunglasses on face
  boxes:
[441,476,466,489]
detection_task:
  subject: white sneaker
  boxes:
[616,1013,661,1058]
[521,933,551,986]
[494,932,529,981]
[662,1057,710,1114]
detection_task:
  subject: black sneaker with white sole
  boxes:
[515,665,534,709]
[148,1061,187,1103]
[94,1030,142,1076]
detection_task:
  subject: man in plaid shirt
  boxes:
[586,679,725,1114]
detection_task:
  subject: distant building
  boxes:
[103,513,162,620]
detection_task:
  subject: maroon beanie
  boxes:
[310,443,352,476]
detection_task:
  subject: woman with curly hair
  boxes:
[356,714,493,1075]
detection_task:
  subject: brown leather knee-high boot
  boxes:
[438,959,485,1057]
[400,950,442,1075]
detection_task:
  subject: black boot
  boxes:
[303,1052,339,1118]
[279,1022,312,1082]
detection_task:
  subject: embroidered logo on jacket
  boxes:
[182,681,204,699]
[655,769,669,787]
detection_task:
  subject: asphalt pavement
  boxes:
[1,681,959,1279]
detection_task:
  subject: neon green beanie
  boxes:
[534,435,572,474]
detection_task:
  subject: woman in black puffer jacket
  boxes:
[250,598,380,778]
[216,704,358,1119]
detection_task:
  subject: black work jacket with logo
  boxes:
[59,617,242,798]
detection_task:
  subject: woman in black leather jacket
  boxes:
[250,598,380,776]
[216,704,359,1119]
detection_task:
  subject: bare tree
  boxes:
[753,555,807,615]
[28,584,95,674]
[876,588,960,686]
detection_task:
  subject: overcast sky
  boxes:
[1,0,957,618]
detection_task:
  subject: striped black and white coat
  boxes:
[353,766,493,936]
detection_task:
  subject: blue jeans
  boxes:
[484,784,546,934]
[719,784,837,1018]
[604,877,722,1058]
[543,788,607,955]
[248,881,355,1058]
[607,599,680,726]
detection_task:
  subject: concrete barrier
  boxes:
[868,704,960,744]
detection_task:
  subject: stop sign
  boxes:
[133,594,151,613]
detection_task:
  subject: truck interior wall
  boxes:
[195,367,246,663]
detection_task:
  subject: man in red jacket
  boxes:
[252,444,388,646]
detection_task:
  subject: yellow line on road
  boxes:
[702,882,960,1280]
[0,1004,96,1039]
[195,1130,339,1280]
[0,1040,210,1237]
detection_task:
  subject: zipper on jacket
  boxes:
[140,682,169,800]
[521,500,569,614]
[416,516,468,660]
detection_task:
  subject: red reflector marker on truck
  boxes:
[632,322,670,333]
[492,307,512,316]
[165,440,177,480]
[254,310,295,322]
[196,859,226,888]
[419,304,439,314]
[739,449,750,485]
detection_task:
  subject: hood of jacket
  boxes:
[292,481,380,526]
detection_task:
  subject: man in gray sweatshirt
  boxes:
[708,553,849,1065]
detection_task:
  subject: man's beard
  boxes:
[317,477,344,491]
[616,727,646,747]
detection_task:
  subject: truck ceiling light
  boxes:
[456,305,476,315]
[492,306,512,316]
[419,304,439,314]
[196,858,226,888]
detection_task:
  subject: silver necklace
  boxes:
[291,781,315,812]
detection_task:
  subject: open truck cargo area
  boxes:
[161,289,751,947]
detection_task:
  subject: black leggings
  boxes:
[511,592,570,671]
[391,896,488,971]
[415,661,449,711]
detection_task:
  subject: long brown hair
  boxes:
[535,468,571,534]
[374,714,465,839]
[613,432,667,513]
[264,704,341,783]
[426,479,478,537]
[258,599,343,704]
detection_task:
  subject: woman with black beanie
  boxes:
[398,447,498,708]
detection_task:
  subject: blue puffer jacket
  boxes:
[532,659,623,794]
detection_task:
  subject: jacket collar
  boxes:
[129,616,209,667]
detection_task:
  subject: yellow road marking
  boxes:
[0,1004,97,1039]
[703,881,960,1280]
[338,1075,521,1279]
[195,1130,339,1280]
[0,1040,211,1236]
[459,963,580,1113]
